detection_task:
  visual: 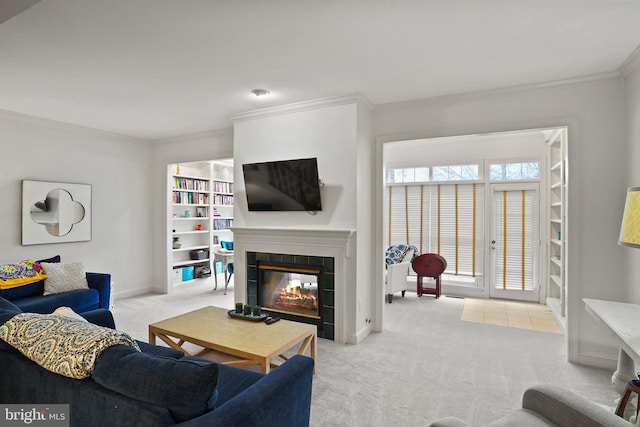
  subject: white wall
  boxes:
[624,63,640,303]
[150,130,233,293]
[232,104,359,229]
[384,130,547,167]
[373,78,627,367]
[232,97,376,342]
[0,111,155,298]
[356,102,374,336]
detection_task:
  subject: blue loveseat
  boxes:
[0,298,314,427]
[0,256,110,314]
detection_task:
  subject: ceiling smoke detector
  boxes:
[251,89,270,97]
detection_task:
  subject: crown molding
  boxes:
[619,43,640,78]
[376,71,621,113]
[229,93,372,123]
[153,127,233,145]
[0,108,149,143]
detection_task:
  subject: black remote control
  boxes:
[265,317,280,325]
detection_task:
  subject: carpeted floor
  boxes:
[112,281,616,427]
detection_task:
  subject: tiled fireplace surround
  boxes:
[232,227,355,344]
[246,251,335,340]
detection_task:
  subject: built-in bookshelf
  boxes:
[169,163,212,287]
[167,160,234,289]
[211,162,234,247]
[546,128,567,330]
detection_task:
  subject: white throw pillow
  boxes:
[52,306,87,322]
[41,261,89,296]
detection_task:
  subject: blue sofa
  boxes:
[0,298,314,427]
[0,256,110,314]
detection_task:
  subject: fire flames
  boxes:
[273,283,318,312]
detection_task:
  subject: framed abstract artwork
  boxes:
[22,180,92,245]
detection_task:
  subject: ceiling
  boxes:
[1,0,640,141]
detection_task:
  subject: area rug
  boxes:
[460,298,561,334]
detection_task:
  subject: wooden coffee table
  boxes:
[148,306,317,373]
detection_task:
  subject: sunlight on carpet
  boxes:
[460,298,562,334]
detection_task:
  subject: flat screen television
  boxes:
[242,157,322,211]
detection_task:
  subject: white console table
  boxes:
[584,298,640,423]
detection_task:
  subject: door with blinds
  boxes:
[489,183,540,301]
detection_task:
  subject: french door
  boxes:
[489,183,540,301]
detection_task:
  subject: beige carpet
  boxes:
[113,284,613,426]
[461,298,562,333]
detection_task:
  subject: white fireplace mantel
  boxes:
[231,226,356,344]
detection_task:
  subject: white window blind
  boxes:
[387,183,484,281]
[494,190,535,290]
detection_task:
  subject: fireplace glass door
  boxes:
[259,264,321,319]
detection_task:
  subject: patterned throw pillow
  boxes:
[385,245,419,265]
[0,313,140,379]
[40,261,89,295]
[0,260,47,290]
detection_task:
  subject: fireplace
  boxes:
[259,264,321,319]
[247,251,335,340]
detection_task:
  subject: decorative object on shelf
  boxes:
[195,266,211,278]
[184,210,191,218]
[22,180,92,245]
[196,207,206,217]
[172,237,181,249]
[227,309,267,322]
[176,164,181,174]
[189,249,208,260]
[195,224,202,231]
[619,186,640,248]
[182,266,194,281]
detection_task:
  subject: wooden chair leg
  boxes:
[616,386,634,417]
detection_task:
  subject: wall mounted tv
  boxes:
[242,157,323,212]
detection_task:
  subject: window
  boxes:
[388,167,429,184]
[429,184,484,278]
[388,182,484,285]
[388,164,480,184]
[490,162,539,181]
[432,164,479,181]
[386,159,541,289]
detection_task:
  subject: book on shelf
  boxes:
[213,219,233,230]
[214,181,233,194]
[174,178,208,192]
[213,194,234,205]
[172,191,209,205]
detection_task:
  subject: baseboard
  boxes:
[112,286,154,301]
[348,322,374,344]
[577,351,618,371]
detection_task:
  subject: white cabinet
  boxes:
[546,128,567,326]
